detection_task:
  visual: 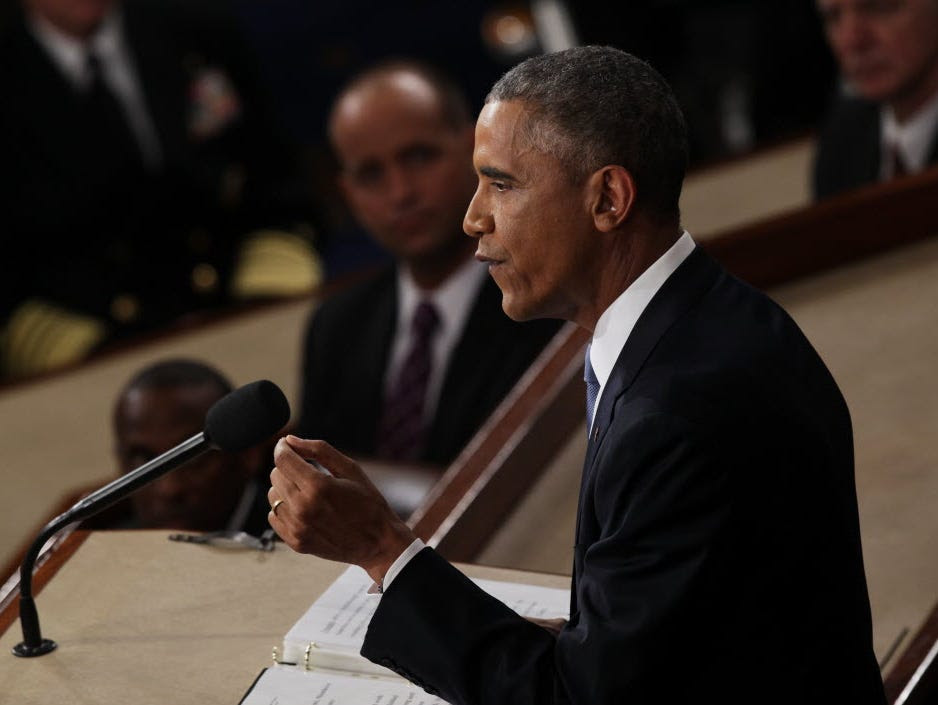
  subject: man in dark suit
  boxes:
[0,0,319,379]
[813,0,938,198]
[269,47,885,703]
[295,61,559,467]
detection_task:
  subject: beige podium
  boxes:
[0,531,567,704]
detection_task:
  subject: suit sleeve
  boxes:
[361,412,732,705]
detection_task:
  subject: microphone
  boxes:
[12,379,290,658]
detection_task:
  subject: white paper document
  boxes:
[242,565,570,703]
[241,666,448,705]
[280,565,569,673]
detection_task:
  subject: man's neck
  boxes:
[577,220,683,333]
[26,5,107,42]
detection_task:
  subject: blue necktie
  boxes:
[584,344,600,433]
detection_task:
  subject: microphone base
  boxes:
[12,639,57,658]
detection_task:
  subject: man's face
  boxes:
[114,384,247,531]
[331,72,477,266]
[818,0,938,108]
[25,0,115,38]
[464,100,594,323]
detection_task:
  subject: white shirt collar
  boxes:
[28,9,124,89]
[881,89,938,173]
[589,231,696,392]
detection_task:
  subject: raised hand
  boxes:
[268,435,416,583]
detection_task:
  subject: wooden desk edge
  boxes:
[0,529,90,639]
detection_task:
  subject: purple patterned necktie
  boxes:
[376,300,441,461]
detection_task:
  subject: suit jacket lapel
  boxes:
[581,248,723,484]
[427,275,499,455]
[358,269,398,450]
[928,126,938,167]
[121,3,182,161]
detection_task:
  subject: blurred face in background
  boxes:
[24,0,116,38]
[818,0,938,118]
[114,383,251,531]
[330,69,477,273]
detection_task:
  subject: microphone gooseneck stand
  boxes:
[12,434,210,657]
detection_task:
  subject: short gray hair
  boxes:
[487,46,687,221]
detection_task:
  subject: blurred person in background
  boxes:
[94,358,272,533]
[295,60,560,470]
[0,0,321,381]
[813,0,938,198]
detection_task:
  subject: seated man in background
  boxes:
[0,0,321,381]
[91,358,272,534]
[813,0,938,198]
[295,60,560,468]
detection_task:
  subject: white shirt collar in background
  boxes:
[881,89,938,176]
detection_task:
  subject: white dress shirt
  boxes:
[587,232,696,426]
[28,8,162,167]
[880,89,938,179]
[385,256,489,425]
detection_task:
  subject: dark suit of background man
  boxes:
[269,46,886,704]
[295,60,559,468]
[0,0,319,380]
[813,0,938,198]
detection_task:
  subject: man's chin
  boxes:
[499,292,541,323]
[846,73,900,104]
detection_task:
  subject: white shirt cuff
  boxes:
[369,538,425,595]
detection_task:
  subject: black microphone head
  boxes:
[204,380,290,451]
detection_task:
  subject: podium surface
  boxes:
[0,531,567,704]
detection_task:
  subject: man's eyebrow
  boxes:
[479,166,515,181]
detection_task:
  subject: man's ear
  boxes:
[589,165,635,232]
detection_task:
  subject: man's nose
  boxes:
[463,185,492,239]
[832,10,873,55]
[385,165,417,207]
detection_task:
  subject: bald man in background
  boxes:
[295,61,559,469]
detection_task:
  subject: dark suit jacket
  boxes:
[295,265,561,467]
[813,94,938,199]
[0,0,313,332]
[361,249,885,704]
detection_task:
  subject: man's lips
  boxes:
[475,250,502,266]
[844,60,891,84]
